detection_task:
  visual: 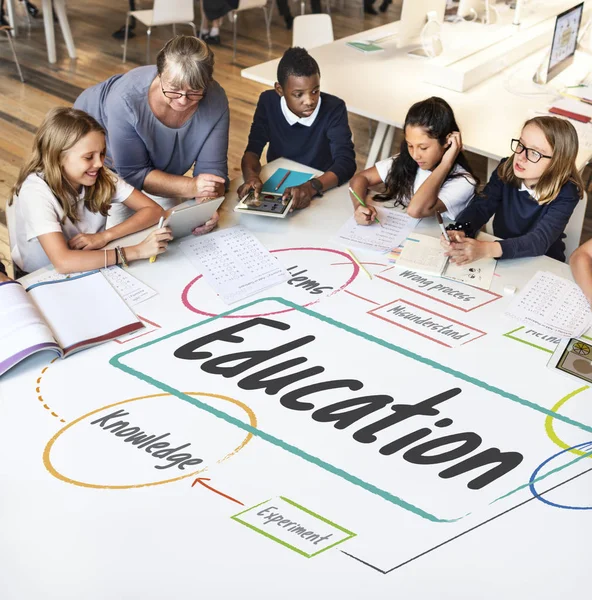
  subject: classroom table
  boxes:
[241,1,592,174]
[1,158,591,599]
[5,0,76,63]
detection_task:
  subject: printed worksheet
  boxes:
[180,226,290,304]
[396,233,448,276]
[334,207,419,253]
[504,271,592,338]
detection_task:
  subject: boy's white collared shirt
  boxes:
[280,96,322,127]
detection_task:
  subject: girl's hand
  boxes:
[237,177,263,200]
[441,131,462,169]
[354,204,377,226]
[68,231,109,250]
[440,229,466,250]
[192,210,219,236]
[134,226,173,260]
[444,237,489,265]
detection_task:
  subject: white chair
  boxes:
[564,191,588,261]
[122,0,197,63]
[292,14,333,48]
[230,0,272,62]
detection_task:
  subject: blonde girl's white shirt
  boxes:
[7,172,134,273]
[374,156,476,220]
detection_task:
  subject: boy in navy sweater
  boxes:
[237,47,356,210]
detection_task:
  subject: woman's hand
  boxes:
[441,131,462,169]
[354,204,377,226]
[133,226,173,260]
[68,231,109,251]
[237,176,263,200]
[192,210,219,236]
[192,173,226,200]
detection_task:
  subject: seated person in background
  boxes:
[571,238,592,306]
[350,97,477,224]
[237,47,356,210]
[7,108,171,276]
[443,116,584,265]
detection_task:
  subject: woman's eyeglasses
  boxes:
[510,139,552,164]
[160,81,205,102]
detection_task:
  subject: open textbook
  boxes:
[397,233,497,291]
[0,271,143,376]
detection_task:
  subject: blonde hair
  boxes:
[11,107,116,223]
[499,116,584,205]
[156,35,214,91]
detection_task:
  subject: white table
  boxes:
[6,0,76,63]
[1,159,591,599]
[242,3,592,175]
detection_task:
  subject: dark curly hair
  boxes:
[277,47,320,87]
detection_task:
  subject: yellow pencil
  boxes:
[346,248,372,280]
[150,216,165,263]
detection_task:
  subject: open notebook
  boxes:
[397,233,497,290]
[0,271,143,376]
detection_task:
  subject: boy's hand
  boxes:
[237,176,263,200]
[285,182,314,211]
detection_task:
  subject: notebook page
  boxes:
[27,272,143,354]
[180,226,290,305]
[443,256,497,290]
[0,281,60,375]
[396,233,448,276]
[335,207,419,253]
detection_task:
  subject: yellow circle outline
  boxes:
[43,392,256,490]
[545,385,591,457]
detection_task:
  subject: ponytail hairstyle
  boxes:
[382,97,479,204]
[499,116,584,204]
[11,107,116,223]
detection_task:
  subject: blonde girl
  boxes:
[7,107,171,275]
[444,116,584,264]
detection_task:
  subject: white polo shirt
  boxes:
[7,172,134,274]
[375,157,476,220]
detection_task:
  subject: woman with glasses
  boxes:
[74,35,228,233]
[443,116,585,264]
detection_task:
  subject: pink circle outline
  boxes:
[181,247,360,319]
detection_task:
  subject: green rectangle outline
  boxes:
[503,326,555,354]
[110,296,592,524]
[231,496,356,558]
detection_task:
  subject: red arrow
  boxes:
[191,477,245,506]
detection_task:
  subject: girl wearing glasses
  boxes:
[444,116,584,264]
[74,35,227,233]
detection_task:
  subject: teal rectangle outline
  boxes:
[231,496,356,558]
[110,296,592,524]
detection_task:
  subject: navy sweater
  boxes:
[245,90,356,185]
[456,159,580,262]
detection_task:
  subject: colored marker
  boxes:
[150,216,165,263]
[436,212,450,242]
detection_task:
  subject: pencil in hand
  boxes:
[349,187,381,226]
[150,216,165,263]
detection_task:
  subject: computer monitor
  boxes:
[398,0,447,47]
[546,2,584,82]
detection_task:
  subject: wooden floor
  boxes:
[0,0,590,275]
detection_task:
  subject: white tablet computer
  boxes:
[164,196,225,239]
[234,191,294,218]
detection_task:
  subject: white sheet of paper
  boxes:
[180,226,290,305]
[504,271,592,338]
[334,207,419,253]
[396,233,448,276]
[443,256,497,290]
[101,267,157,308]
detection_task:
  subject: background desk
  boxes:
[5,0,76,63]
[242,12,592,175]
[1,159,591,599]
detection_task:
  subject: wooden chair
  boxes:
[0,26,24,82]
